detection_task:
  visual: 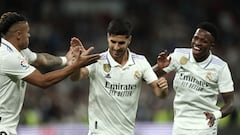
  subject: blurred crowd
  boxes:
[1,0,240,130]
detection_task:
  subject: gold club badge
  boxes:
[180,56,188,65]
[103,64,111,72]
[206,72,212,80]
[134,71,141,80]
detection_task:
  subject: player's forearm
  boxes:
[218,92,234,118]
[41,67,74,88]
[28,63,80,88]
[220,104,234,118]
[152,64,166,77]
[154,88,168,98]
[32,53,65,67]
[70,68,88,81]
[151,79,168,98]
[70,68,81,81]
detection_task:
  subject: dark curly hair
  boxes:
[0,12,27,37]
[197,22,218,42]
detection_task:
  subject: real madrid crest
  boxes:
[134,71,141,80]
[103,64,111,73]
[180,56,188,65]
[206,72,212,80]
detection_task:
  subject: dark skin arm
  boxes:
[23,46,100,88]
[204,92,234,127]
[31,38,76,67]
[32,53,63,67]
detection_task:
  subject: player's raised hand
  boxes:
[68,37,98,66]
[70,37,96,57]
[65,37,83,65]
[69,37,100,67]
[157,50,171,69]
[71,45,100,68]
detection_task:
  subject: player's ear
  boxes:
[128,35,132,45]
[211,42,215,47]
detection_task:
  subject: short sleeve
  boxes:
[2,54,36,79]
[142,57,158,84]
[163,52,179,73]
[218,64,234,93]
[21,48,37,64]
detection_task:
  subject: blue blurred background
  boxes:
[1,0,240,134]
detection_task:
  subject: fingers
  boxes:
[87,54,101,63]
[81,47,95,56]
[158,50,168,57]
[157,77,168,90]
[204,112,215,127]
[70,37,81,46]
[79,54,100,67]
[70,37,86,52]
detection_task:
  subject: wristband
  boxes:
[212,110,222,119]
[60,56,67,66]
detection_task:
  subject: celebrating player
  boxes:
[0,12,100,135]
[153,22,234,135]
[70,18,168,135]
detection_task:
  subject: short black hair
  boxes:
[197,22,218,41]
[107,18,132,36]
[0,12,27,36]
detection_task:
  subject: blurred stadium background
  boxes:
[1,0,240,134]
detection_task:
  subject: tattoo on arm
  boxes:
[32,53,62,67]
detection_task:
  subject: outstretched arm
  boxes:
[31,53,65,67]
[31,37,79,67]
[23,46,100,88]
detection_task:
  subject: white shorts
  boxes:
[172,124,217,135]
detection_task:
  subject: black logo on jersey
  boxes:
[105,74,111,78]
[105,81,136,96]
[179,73,209,91]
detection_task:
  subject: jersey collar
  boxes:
[1,38,16,52]
[190,49,213,69]
[106,49,134,68]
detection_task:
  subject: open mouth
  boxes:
[192,46,202,55]
[193,46,200,51]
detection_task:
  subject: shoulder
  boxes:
[174,48,191,54]
[131,52,146,60]
[0,47,18,61]
[211,55,227,67]
[170,48,191,59]
[98,51,108,62]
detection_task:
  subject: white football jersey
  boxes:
[163,48,234,129]
[87,49,157,135]
[0,38,36,135]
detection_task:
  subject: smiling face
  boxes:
[107,33,131,62]
[191,28,215,62]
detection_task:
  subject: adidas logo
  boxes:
[105,74,111,78]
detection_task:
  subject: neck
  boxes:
[194,52,210,62]
[115,51,129,66]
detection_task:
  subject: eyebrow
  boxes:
[110,40,126,44]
